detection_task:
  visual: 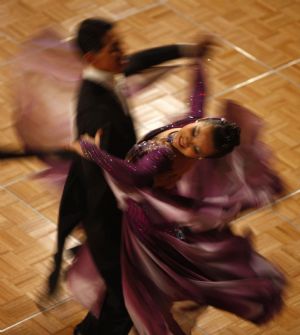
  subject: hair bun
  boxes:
[204,118,241,158]
[225,123,240,147]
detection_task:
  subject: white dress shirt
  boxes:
[82,65,129,115]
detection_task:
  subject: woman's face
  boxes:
[172,121,216,158]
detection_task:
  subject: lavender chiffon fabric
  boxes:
[13,31,83,142]
[67,244,106,317]
[69,62,285,334]
[13,30,82,187]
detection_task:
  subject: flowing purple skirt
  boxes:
[67,194,284,334]
[121,199,284,334]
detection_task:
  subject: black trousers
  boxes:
[52,160,132,335]
[78,191,132,335]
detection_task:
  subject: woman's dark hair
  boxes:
[205,118,241,158]
[75,18,114,55]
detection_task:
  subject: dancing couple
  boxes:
[11,18,285,335]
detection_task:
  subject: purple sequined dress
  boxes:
[67,62,286,334]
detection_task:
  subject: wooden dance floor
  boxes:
[0,1,299,334]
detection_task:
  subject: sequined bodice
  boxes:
[126,138,175,164]
[126,138,195,190]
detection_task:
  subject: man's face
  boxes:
[85,29,126,73]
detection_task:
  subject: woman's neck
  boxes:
[166,130,179,144]
[154,129,196,163]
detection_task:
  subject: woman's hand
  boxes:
[69,129,103,157]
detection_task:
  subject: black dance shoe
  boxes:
[73,325,83,335]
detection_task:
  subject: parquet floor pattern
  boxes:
[0,1,299,334]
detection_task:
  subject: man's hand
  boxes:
[179,35,219,59]
[196,36,218,58]
[69,129,103,157]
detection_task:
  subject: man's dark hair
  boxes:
[205,118,241,158]
[75,18,114,55]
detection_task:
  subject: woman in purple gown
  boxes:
[68,60,285,335]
